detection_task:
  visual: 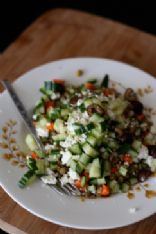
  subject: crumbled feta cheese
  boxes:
[45,144,55,151]
[72,155,80,161]
[138,145,149,160]
[60,174,69,185]
[78,133,87,143]
[66,123,76,135]
[32,114,38,120]
[146,156,156,172]
[51,92,60,100]
[61,150,72,164]
[68,168,80,180]
[77,99,83,106]
[60,136,77,148]
[41,174,57,184]
[46,168,56,175]
[36,128,49,137]
[129,207,137,214]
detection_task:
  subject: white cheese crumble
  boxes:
[77,99,83,106]
[138,145,149,160]
[51,92,60,100]
[45,144,55,151]
[137,145,156,172]
[36,128,49,137]
[146,156,156,172]
[41,169,57,184]
[60,150,72,164]
[68,168,80,180]
[32,114,38,120]
[41,175,57,184]
[60,174,73,185]
[60,136,77,148]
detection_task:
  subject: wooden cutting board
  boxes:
[1,8,156,234]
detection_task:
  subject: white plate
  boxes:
[0,58,156,230]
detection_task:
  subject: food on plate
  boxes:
[18,75,156,197]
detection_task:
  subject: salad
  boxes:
[18,75,156,197]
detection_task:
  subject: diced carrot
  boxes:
[46,122,54,131]
[137,113,145,121]
[74,179,86,192]
[123,154,132,164]
[103,88,113,97]
[100,185,110,197]
[45,100,55,111]
[85,82,96,91]
[31,152,38,160]
[53,79,65,85]
[111,167,117,174]
[74,179,81,189]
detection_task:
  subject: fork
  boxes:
[1,80,81,197]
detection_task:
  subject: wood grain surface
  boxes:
[1,8,156,234]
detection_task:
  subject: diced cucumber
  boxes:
[68,159,77,171]
[128,149,138,158]
[90,113,104,123]
[130,177,138,185]
[87,134,97,147]
[81,176,87,187]
[40,87,49,96]
[37,117,48,129]
[76,161,85,174]
[54,119,66,133]
[34,106,45,115]
[89,158,101,178]
[72,155,80,161]
[90,177,105,185]
[86,123,95,131]
[103,160,111,176]
[121,183,130,193]
[51,82,64,92]
[49,150,61,162]
[36,159,45,175]
[82,142,98,157]
[26,157,37,171]
[73,123,86,135]
[109,139,119,150]
[119,166,127,176]
[109,180,120,193]
[47,108,60,120]
[25,134,38,151]
[52,133,67,141]
[49,161,58,170]
[69,143,82,154]
[78,103,86,113]
[132,140,142,151]
[61,109,70,118]
[18,170,36,188]
[84,98,93,107]
[109,97,128,116]
[44,81,52,90]
[79,153,90,166]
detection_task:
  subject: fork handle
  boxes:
[1,80,45,153]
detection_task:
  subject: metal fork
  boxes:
[1,80,80,197]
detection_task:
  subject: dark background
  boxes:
[1,0,156,52]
